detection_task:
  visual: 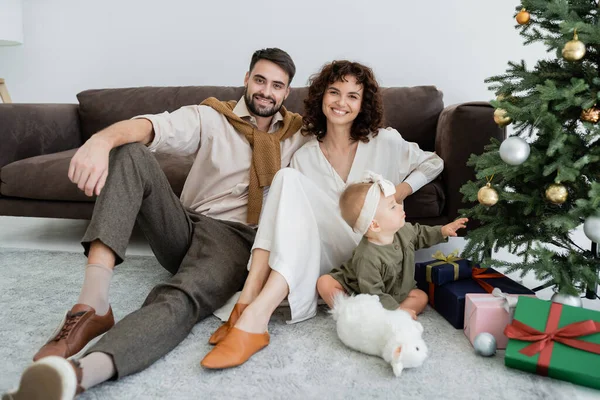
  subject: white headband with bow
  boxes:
[353,170,396,235]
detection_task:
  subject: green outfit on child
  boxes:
[328,223,446,310]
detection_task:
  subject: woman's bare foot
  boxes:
[233,305,269,334]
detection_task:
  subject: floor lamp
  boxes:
[0,0,24,103]
[0,78,12,103]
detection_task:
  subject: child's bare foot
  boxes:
[399,307,417,320]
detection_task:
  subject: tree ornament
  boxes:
[551,292,582,307]
[493,108,512,127]
[583,215,600,243]
[516,8,530,25]
[580,106,600,123]
[499,136,530,166]
[562,29,586,61]
[478,176,498,207]
[545,183,568,204]
[473,332,497,356]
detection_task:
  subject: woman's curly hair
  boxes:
[302,60,384,143]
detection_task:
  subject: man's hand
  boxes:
[441,217,469,237]
[68,135,113,197]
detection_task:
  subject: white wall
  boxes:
[0,1,597,304]
[0,0,548,105]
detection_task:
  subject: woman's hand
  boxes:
[441,218,469,237]
[394,182,413,203]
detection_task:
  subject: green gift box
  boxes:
[504,296,600,390]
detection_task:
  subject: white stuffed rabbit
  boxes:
[331,293,428,377]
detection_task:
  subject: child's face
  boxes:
[373,194,406,233]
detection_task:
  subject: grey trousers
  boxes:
[81,143,256,378]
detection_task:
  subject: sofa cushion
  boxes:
[404,179,445,219]
[1,149,445,218]
[77,86,443,151]
[77,86,312,142]
[0,149,194,202]
[381,86,443,151]
[78,87,241,142]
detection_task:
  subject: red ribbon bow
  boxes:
[504,302,600,375]
[471,267,505,293]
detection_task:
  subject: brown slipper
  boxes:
[201,327,269,369]
[208,303,248,345]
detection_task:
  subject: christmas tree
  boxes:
[460,1,600,296]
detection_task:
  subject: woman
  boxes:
[201,61,444,369]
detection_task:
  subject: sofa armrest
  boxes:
[0,104,82,169]
[435,101,505,223]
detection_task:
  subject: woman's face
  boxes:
[321,75,363,128]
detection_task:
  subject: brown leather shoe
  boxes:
[201,327,270,369]
[208,303,248,345]
[2,356,84,400]
[33,304,115,361]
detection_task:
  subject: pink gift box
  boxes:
[463,293,535,350]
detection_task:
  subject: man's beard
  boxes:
[244,87,282,118]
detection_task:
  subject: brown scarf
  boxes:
[201,97,303,224]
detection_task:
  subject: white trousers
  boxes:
[251,168,363,323]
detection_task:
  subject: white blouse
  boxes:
[290,127,444,201]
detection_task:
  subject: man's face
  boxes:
[244,60,291,118]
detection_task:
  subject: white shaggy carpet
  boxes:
[1,248,598,400]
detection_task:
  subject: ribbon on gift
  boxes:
[492,287,519,313]
[428,283,435,306]
[504,302,600,376]
[426,250,461,306]
[471,266,505,293]
[427,264,506,307]
[426,250,462,282]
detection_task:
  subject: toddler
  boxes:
[317,171,468,319]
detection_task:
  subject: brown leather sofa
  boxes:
[0,85,504,231]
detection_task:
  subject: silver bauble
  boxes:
[551,292,583,307]
[473,332,497,357]
[499,136,530,166]
[583,215,600,243]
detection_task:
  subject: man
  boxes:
[3,48,307,400]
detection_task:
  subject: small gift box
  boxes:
[414,250,473,286]
[464,289,535,349]
[415,266,535,329]
[504,296,600,390]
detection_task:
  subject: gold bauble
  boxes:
[516,9,530,25]
[562,31,586,61]
[493,108,512,127]
[545,183,568,204]
[478,183,499,206]
[580,106,600,123]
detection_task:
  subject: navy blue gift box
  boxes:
[414,265,535,329]
[414,256,473,286]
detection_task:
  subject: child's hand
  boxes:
[399,307,418,320]
[441,218,468,237]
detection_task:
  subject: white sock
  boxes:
[76,264,113,316]
[79,352,116,389]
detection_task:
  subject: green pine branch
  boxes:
[460,1,600,295]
